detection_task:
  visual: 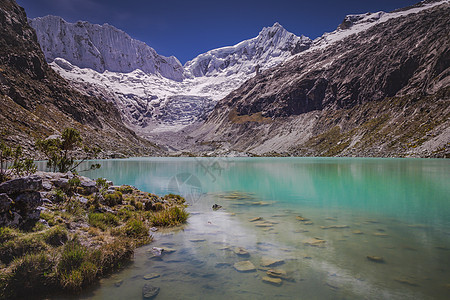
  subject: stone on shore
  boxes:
[0,175,42,194]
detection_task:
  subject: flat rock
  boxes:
[189,239,206,243]
[321,225,349,229]
[373,232,389,237]
[394,278,419,287]
[303,238,326,247]
[234,247,250,257]
[260,257,284,267]
[249,217,263,222]
[266,269,287,278]
[142,284,160,299]
[262,276,282,286]
[0,175,42,194]
[233,261,256,272]
[144,273,160,280]
[367,256,385,263]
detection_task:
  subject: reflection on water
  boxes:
[60,158,449,299]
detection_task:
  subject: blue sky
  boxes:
[17,0,419,64]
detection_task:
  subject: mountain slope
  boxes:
[30,20,311,131]
[0,0,161,157]
[29,15,184,81]
[192,1,450,158]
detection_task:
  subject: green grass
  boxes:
[150,206,189,227]
[88,213,120,231]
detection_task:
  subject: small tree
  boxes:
[36,128,101,173]
[0,142,37,182]
[0,141,13,182]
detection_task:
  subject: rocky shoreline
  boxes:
[0,171,189,299]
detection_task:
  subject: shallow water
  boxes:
[61,157,449,299]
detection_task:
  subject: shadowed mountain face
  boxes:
[0,0,161,157]
[195,2,449,158]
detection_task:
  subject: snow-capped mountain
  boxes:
[184,22,311,78]
[30,19,312,130]
[29,16,184,81]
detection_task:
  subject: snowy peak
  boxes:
[29,15,184,81]
[184,23,311,78]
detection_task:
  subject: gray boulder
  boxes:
[0,175,42,195]
[14,191,42,214]
[80,180,98,195]
[0,193,13,213]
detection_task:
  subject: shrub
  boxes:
[0,226,18,243]
[88,213,120,231]
[150,206,189,227]
[0,234,48,265]
[123,219,148,238]
[52,189,66,203]
[36,128,101,173]
[117,185,134,194]
[103,191,123,207]
[95,178,109,190]
[2,252,56,298]
[43,226,68,247]
[163,193,186,204]
[57,240,86,276]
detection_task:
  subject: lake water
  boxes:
[68,157,449,299]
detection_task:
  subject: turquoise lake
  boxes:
[69,157,449,299]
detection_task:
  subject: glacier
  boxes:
[29,0,446,137]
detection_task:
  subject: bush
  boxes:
[103,191,123,207]
[52,189,66,203]
[117,185,134,194]
[0,226,18,243]
[163,193,186,204]
[150,206,189,227]
[43,225,68,247]
[123,219,148,238]
[2,252,56,298]
[88,213,120,231]
[58,240,87,275]
[0,234,48,265]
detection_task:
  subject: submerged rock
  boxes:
[367,256,385,263]
[234,247,250,257]
[394,278,419,286]
[249,217,263,222]
[262,276,282,286]
[303,238,326,247]
[144,273,160,280]
[320,225,349,229]
[266,269,287,278]
[233,261,256,272]
[260,257,284,267]
[142,284,160,299]
[352,230,364,234]
[296,216,310,221]
[212,204,222,211]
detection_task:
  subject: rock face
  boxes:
[30,19,311,132]
[29,16,184,81]
[194,1,450,158]
[0,0,160,157]
[0,175,43,227]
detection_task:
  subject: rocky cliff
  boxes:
[0,0,161,157]
[193,1,450,158]
[29,15,184,81]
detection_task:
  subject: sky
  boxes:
[17,0,420,64]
